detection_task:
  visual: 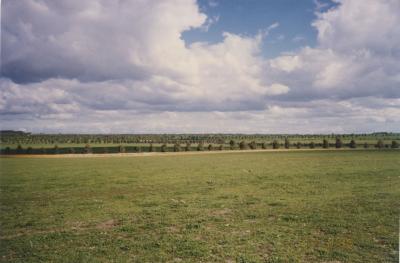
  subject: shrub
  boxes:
[229,140,235,150]
[349,139,356,148]
[207,144,213,151]
[272,140,279,149]
[391,140,399,149]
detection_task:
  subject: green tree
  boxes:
[161,144,167,152]
[284,138,290,149]
[376,139,384,149]
[349,139,356,148]
[229,140,235,150]
[335,138,342,148]
[261,142,267,149]
[197,142,204,151]
[296,142,301,149]
[185,142,191,151]
[239,141,247,150]
[207,144,213,151]
[272,140,279,149]
[322,139,329,149]
[391,140,399,149]
[249,141,257,150]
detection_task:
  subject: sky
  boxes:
[1,0,399,134]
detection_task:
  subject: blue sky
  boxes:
[183,0,335,58]
[1,0,399,133]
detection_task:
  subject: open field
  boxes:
[0,150,399,262]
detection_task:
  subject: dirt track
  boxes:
[0,148,369,158]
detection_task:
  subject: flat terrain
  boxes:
[0,150,399,262]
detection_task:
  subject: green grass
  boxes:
[0,150,399,262]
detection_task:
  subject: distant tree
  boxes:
[161,144,167,152]
[391,140,399,149]
[218,144,223,151]
[207,144,213,151]
[119,145,125,153]
[239,141,247,150]
[322,139,329,149]
[284,138,290,149]
[309,142,315,149]
[272,140,279,149]
[376,139,384,149]
[249,141,257,150]
[173,143,181,152]
[363,142,369,148]
[197,142,204,151]
[85,144,92,154]
[335,138,342,148]
[229,140,235,150]
[185,142,191,151]
[26,147,33,154]
[296,142,301,149]
[54,144,59,154]
[349,139,356,148]
[261,142,267,149]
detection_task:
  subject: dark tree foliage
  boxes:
[218,144,223,150]
[185,142,191,151]
[197,142,204,151]
[309,141,315,149]
[229,140,235,150]
[335,138,342,148]
[161,144,167,152]
[322,139,329,149]
[391,140,399,149]
[296,142,301,149]
[119,145,125,153]
[284,138,290,149]
[261,142,267,149]
[248,141,257,150]
[239,141,247,150]
[272,140,279,149]
[349,139,356,148]
[174,143,181,152]
[376,139,384,149]
[207,144,213,151]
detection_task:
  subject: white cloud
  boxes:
[1,0,400,133]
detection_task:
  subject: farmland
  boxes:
[0,150,399,262]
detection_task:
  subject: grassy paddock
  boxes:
[0,150,399,262]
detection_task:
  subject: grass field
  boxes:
[0,150,399,262]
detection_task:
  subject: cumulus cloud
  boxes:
[1,0,399,133]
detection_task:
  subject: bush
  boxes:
[207,144,213,151]
[322,139,329,149]
[349,139,356,148]
[296,142,301,149]
[197,142,204,151]
[391,140,399,149]
[272,140,279,149]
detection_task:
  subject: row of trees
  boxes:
[2,139,398,155]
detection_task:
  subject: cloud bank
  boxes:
[1,0,399,133]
